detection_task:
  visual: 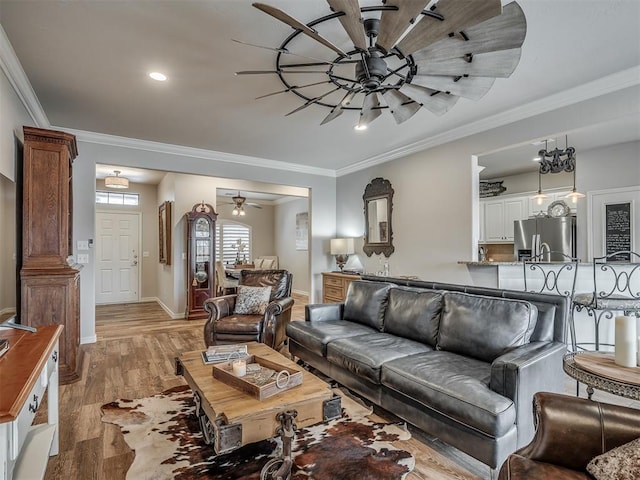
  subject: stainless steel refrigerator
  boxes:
[514,217,576,261]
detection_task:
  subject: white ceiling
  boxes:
[1,0,639,175]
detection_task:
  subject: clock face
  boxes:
[548,200,570,217]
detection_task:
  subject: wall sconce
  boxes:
[330,238,354,272]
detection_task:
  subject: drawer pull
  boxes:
[29,394,39,413]
[52,351,58,362]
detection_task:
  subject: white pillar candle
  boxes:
[614,316,637,368]
[232,359,246,377]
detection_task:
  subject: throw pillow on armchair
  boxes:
[234,286,272,315]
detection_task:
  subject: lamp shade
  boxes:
[105,170,129,189]
[330,238,354,255]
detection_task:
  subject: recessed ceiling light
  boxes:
[354,124,367,131]
[149,72,167,81]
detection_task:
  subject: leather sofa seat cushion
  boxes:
[500,454,590,480]
[343,281,391,331]
[438,292,538,363]
[384,288,444,347]
[381,351,516,437]
[286,320,376,356]
[326,333,432,384]
[215,314,262,334]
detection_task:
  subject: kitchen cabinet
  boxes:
[484,197,526,242]
[528,190,576,217]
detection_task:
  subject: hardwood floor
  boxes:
[40,294,637,479]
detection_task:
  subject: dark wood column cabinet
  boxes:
[20,126,82,384]
[185,202,217,320]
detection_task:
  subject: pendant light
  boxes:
[104,170,129,189]
[565,153,585,204]
[531,142,549,205]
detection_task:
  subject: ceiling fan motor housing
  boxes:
[356,50,387,90]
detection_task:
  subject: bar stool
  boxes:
[523,252,579,348]
[571,250,640,351]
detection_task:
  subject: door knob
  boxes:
[132,260,138,266]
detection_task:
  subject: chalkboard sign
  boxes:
[605,202,631,261]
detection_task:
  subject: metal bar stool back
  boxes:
[571,250,640,351]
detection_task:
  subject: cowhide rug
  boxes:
[101,384,415,480]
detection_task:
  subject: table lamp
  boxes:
[330,238,355,272]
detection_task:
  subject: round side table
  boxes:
[563,352,640,401]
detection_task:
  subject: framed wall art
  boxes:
[159,200,172,265]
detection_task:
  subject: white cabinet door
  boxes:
[529,195,553,217]
[484,200,505,241]
[504,198,526,241]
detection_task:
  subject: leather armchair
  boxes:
[203,269,294,352]
[499,392,640,479]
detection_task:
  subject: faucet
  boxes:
[539,242,551,262]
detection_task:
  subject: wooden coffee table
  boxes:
[176,342,340,479]
[563,351,640,400]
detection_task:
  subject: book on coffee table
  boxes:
[202,344,248,364]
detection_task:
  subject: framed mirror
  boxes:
[158,200,172,265]
[363,177,394,257]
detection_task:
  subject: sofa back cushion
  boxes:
[344,281,391,331]
[437,292,538,363]
[240,269,291,300]
[384,288,444,346]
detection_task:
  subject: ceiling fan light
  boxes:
[239,208,246,216]
[104,170,129,189]
[232,207,240,216]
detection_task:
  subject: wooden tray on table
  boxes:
[212,354,303,400]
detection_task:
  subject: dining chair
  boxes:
[215,260,238,296]
[523,252,579,348]
[571,250,640,351]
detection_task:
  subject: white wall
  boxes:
[275,198,310,295]
[337,86,640,285]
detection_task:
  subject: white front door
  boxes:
[95,212,140,304]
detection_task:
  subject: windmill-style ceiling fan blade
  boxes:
[253,3,349,58]
[326,0,368,51]
[399,84,459,116]
[285,87,342,116]
[376,0,431,53]
[410,75,495,100]
[256,80,332,99]
[396,0,502,56]
[231,39,339,64]
[358,92,382,127]
[415,48,522,78]
[236,70,328,75]
[411,2,526,63]
[320,88,359,125]
[381,90,421,124]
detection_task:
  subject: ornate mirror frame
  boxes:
[363,177,394,257]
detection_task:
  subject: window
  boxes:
[96,191,139,206]
[216,221,251,265]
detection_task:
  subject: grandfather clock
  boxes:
[185,202,217,320]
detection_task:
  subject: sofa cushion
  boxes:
[437,292,538,363]
[240,270,289,301]
[215,314,262,334]
[286,320,376,357]
[343,281,392,331]
[381,351,516,437]
[384,288,443,346]
[326,333,432,384]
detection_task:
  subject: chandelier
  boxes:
[532,136,585,204]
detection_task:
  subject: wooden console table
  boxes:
[322,272,361,303]
[563,351,640,400]
[0,325,62,480]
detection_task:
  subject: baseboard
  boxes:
[81,335,97,345]
[155,297,185,319]
[139,296,159,303]
[292,289,309,297]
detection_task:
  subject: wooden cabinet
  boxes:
[19,127,82,384]
[322,272,360,303]
[185,202,217,320]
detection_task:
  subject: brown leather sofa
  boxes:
[203,269,293,351]
[499,392,640,479]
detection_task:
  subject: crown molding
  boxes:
[337,66,640,177]
[0,25,49,127]
[59,127,336,178]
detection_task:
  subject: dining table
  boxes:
[224,265,255,279]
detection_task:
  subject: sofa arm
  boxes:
[305,303,344,322]
[490,342,567,446]
[515,392,640,471]
[261,297,295,351]
[203,295,237,346]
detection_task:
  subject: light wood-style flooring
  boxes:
[41,295,638,479]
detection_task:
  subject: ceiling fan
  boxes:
[236,0,527,128]
[223,192,263,216]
